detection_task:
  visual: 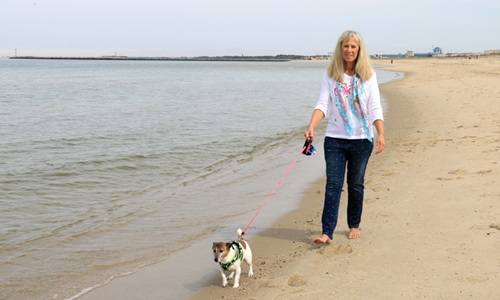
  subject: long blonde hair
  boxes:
[327,30,373,82]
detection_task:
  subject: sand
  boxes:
[190,57,500,299]
[79,56,500,300]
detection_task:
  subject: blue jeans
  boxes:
[322,137,373,240]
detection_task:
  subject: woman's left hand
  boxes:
[375,135,385,154]
[373,120,385,154]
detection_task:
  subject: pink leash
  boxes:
[242,144,309,235]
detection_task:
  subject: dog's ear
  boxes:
[213,242,217,246]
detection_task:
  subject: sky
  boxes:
[1,0,499,57]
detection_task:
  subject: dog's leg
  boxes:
[247,262,254,277]
[219,269,228,287]
[232,266,241,288]
[227,271,234,280]
[245,248,254,277]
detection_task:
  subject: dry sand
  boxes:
[191,57,500,299]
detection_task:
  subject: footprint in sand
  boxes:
[448,169,469,175]
[490,223,500,230]
[476,169,493,174]
[318,244,353,257]
[437,176,463,181]
[436,168,491,181]
[468,220,500,236]
[287,273,308,287]
[481,192,500,199]
[364,197,376,204]
[381,171,399,177]
[446,243,470,255]
[446,169,493,176]
[457,273,489,283]
[481,147,500,153]
[271,274,308,300]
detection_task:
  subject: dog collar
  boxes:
[219,242,244,271]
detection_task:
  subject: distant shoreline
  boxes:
[8,55,312,62]
[8,52,499,62]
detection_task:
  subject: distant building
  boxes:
[405,51,415,57]
[433,47,443,54]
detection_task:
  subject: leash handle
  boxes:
[302,138,312,155]
[242,145,307,235]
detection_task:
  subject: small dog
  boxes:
[212,228,254,288]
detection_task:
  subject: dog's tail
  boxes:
[237,228,244,240]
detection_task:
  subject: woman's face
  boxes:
[341,37,359,64]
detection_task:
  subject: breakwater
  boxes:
[9,54,309,62]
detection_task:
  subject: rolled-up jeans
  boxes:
[322,137,373,240]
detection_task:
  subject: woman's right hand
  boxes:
[304,127,314,142]
[305,109,324,142]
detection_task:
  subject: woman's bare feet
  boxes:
[313,234,332,245]
[348,228,361,239]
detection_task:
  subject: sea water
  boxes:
[0,58,401,299]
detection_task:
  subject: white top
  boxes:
[314,71,384,140]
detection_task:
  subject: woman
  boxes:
[305,30,385,245]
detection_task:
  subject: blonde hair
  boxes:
[327,30,373,82]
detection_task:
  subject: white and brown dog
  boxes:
[212,228,254,288]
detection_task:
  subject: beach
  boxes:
[78,57,500,300]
